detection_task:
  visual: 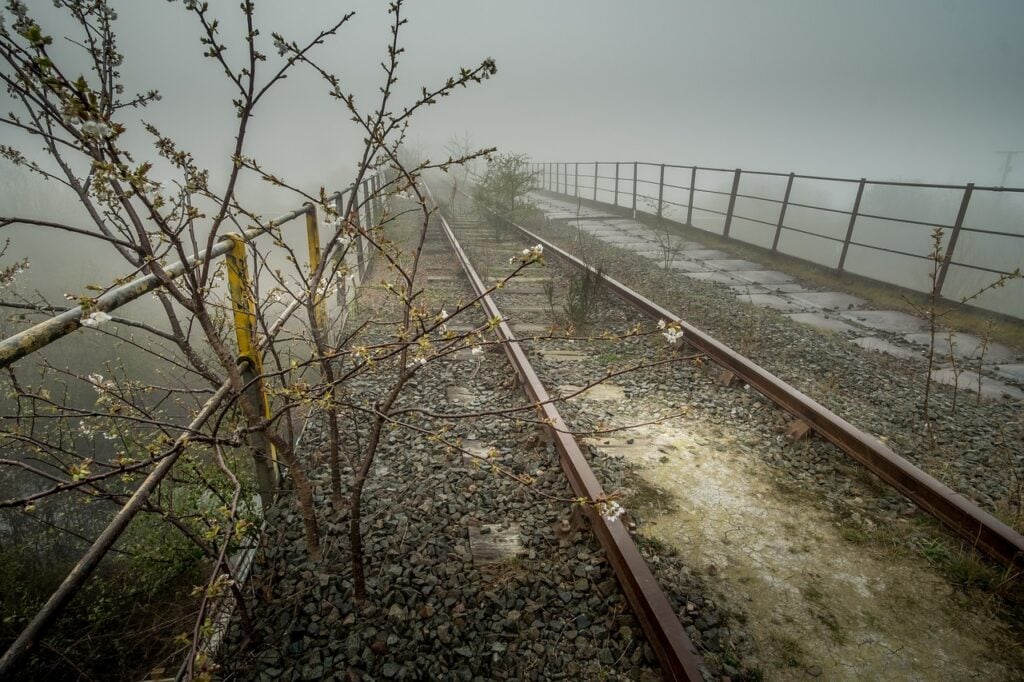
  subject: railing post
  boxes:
[687,166,696,226]
[363,179,373,236]
[374,175,381,222]
[224,235,277,509]
[304,203,328,331]
[838,178,866,271]
[574,162,579,197]
[632,162,638,218]
[557,162,562,194]
[613,162,620,206]
[772,172,795,252]
[657,164,665,219]
[936,182,974,296]
[547,162,552,191]
[593,162,599,201]
[723,168,742,237]
[348,186,366,279]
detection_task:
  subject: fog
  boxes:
[1,0,1022,312]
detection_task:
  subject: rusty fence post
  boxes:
[687,166,696,226]
[723,168,742,237]
[613,162,620,206]
[657,164,665,219]
[772,172,795,252]
[224,235,278,509]
[838,178,866,272]
[936,182,974,296]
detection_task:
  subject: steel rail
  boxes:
[424,184,705,681]
[479,203,1024,571]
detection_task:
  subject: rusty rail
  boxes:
[423,184,705,681]
[474,199,1024,571]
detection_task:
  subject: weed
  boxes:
[770,633,807,668]
[839,525,870,544]
[563,265,604,331]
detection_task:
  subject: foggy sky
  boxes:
[4,0,1024,212]
[105,1,1024,190]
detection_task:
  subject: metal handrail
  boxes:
[533,161,1024,305]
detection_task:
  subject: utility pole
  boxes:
[995,150,1024,186]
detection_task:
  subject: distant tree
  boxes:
[473,152,537,217]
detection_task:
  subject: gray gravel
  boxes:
[216,206,740,680]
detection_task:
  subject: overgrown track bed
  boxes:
[218,202,722,680]
[433,187,1024,680]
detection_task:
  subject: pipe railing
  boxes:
[532,161,1024,313]
[0,170,389,676]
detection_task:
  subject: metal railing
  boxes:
[0,170,388,675]
[532,161,1024,317]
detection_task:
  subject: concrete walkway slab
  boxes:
[738,294,808,312]
[930,368,1024,401]
[666,259,712,272]
[990,364,1024,384]
[852,337,921,360]
[903,332,1017,364]
[702,259,765,272]
[839,310,927,333]
[764,283,808,293]
[730,270,795,284]
[681,249,731,260]
[683,271,747,285]
[729,284,772,295]
[785,291,866,311]
[787,313,860,334]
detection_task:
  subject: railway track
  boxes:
[220,184,1023,680]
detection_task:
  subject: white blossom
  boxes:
[80,120,113,138]
[405,356,427,369]
[273,36,288,56]
[511,244,544,264]
[657,319,666,330]
[663,327,684,345]
[600,500,626,523]
[470,345,483,355]
[81,311,112,327]
[144,181,165,202]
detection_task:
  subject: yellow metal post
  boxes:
[304,204,328,333]
[224,234,278,508]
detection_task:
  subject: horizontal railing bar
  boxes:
[776,224,845,243]
[542,162,1024,192]
[0,205,312,369]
